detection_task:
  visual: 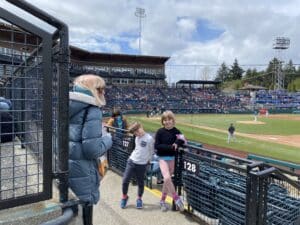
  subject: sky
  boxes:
[1,0,300,83]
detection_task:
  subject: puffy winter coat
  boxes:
[69,90,112,204]
[0,97,11,110]
[0,98,14,143]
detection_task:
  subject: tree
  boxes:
[215,62,229,82]
[283,59,296,88]
[229,59,244,81]
[287,77,300,92]
[244,68,253,80]
[264,58,280,89]
[243,68,263,86]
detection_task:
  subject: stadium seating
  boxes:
[102,86,300,115]
[247,154,300,173]
[254,90,300,108]
[103,86,248,114]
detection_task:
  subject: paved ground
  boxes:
[92,170,203,225]
[0,141,42,200]
[0,139,206,225]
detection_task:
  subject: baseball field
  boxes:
[127,113,300,163]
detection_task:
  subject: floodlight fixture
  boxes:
[273,37,290,50]
[272,37,290,90]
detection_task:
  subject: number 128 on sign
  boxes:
[183,159,199,174]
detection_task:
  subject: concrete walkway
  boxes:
[93,170,202,225]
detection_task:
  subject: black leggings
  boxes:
[83,204,93,225]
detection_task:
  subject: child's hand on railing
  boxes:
[172,143,178,150]
[176,134,187,144]
[102,124,109,135]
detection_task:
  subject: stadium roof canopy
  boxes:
[70,46,170,65]
[176,80,221,85]
[239,84,267,90]
[0,23,170,65]
[176,80,221,88]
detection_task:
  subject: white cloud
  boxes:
[176,17,196,39]
[1,0,300,83]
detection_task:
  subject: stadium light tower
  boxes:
[135,7,146,55]
[272,37,290,90]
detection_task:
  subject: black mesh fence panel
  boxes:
[266,177,300,225]
[181,150,249,225]
[177,147,300,225]
[0,18,52,209]
[106,127,135,175]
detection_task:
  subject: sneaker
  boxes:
[175,198,184,212]
[136,199,143,209]
[160,201,169,212]
[120,196,129,209]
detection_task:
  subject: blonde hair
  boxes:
[161,110,175,125]
[128,122,142,134]
[74,74,106,106]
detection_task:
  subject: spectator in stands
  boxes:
[103,86,248,114]
[227,123,236,143]
[105,108,129,179]
[107,108,128,131]
[0,97,14,143]
[155,110,185,212]
[120,122,154,209]
[69,74,112,225]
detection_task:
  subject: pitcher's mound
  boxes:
[237,120,266,125]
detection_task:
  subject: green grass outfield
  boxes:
[126,114,300,163]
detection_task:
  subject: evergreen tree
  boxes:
[216,57,300,90]
[288,77,300,92]
[265,58,280,89]
[255,70,266,87]
[215,62,229,82]
[283,59,296,88]
[244,68,253,80]
[243,68,253,86]
[229,59,244,81]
